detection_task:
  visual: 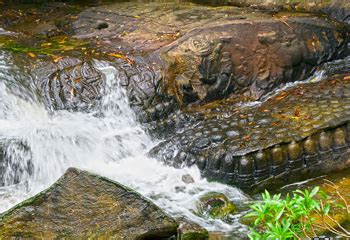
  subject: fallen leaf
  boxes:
[41,42,52,47]
[276,91,289,100]
[52,56,63,63]
[108,52,135,65]
[294,107,301,117]
[243,135,251,142]
[271,122,280,126]
[344,76,350,81]
[108,53,126,59]
[58,37,67,44]
[27,52,36,58]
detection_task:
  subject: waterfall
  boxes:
[0,51,247,232]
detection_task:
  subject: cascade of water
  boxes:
[0,51,248,232]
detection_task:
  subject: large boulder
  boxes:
[72,3,349,111]
[160,16,348,104]
[0,168,178,239]
[1,3,349,122]
[150,70,350,192]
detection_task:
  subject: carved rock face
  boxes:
[33,58,104,111]
[162,18,348,105]
[149,73,350,191]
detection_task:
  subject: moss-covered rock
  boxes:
[0,168,178,239]
[176,217,209,240]
[195,192,236,220]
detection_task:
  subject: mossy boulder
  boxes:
[195,192,236,220]
[176,217,209,240]
[0,168,178,239]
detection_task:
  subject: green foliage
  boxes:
[245,187,325,240]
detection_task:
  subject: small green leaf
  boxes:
[310,186,319,198]
[323,204,330,215]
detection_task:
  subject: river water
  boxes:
[0,51,248,233]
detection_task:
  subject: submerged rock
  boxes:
[182,174,195,184]
[0,168,178,239]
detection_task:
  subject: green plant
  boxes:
[245,184,350,240]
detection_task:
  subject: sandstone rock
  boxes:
[0,168,178,239]
[176,217,209,240]
[73,3,349,111]
[161,16,348,104]
[194,0,349,24]
[33,58,105,111]
[1,3,349,122]
[150,71,350,192]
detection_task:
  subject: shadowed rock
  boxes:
[0,168,178,239]
[150,72,350,192]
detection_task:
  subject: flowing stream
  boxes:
[0,51,248,232]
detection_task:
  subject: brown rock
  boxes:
[0,168,178,239]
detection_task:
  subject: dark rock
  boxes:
[175,186,186,193]
[0,168,178,239]
[33,58,105,111]
[0,140,32,187]
[150,73,350,192]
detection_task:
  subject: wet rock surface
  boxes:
[196,192,236,219]
[0,168,178,239]
[162,15,349,104]
[72,3,349,108]
[0,1,349,193]
[1,2,349,121]
[33,58,105,111]
[150,73,350,191]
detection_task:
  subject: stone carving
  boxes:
[176,38,234,103]
[34,58,104,111]
[149,73,350,192]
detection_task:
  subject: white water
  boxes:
[237,70,326,109]
[0,51,248,232]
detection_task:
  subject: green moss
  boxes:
[181,231,209,240]
[0,36,89,57]
[195,192,236,220]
